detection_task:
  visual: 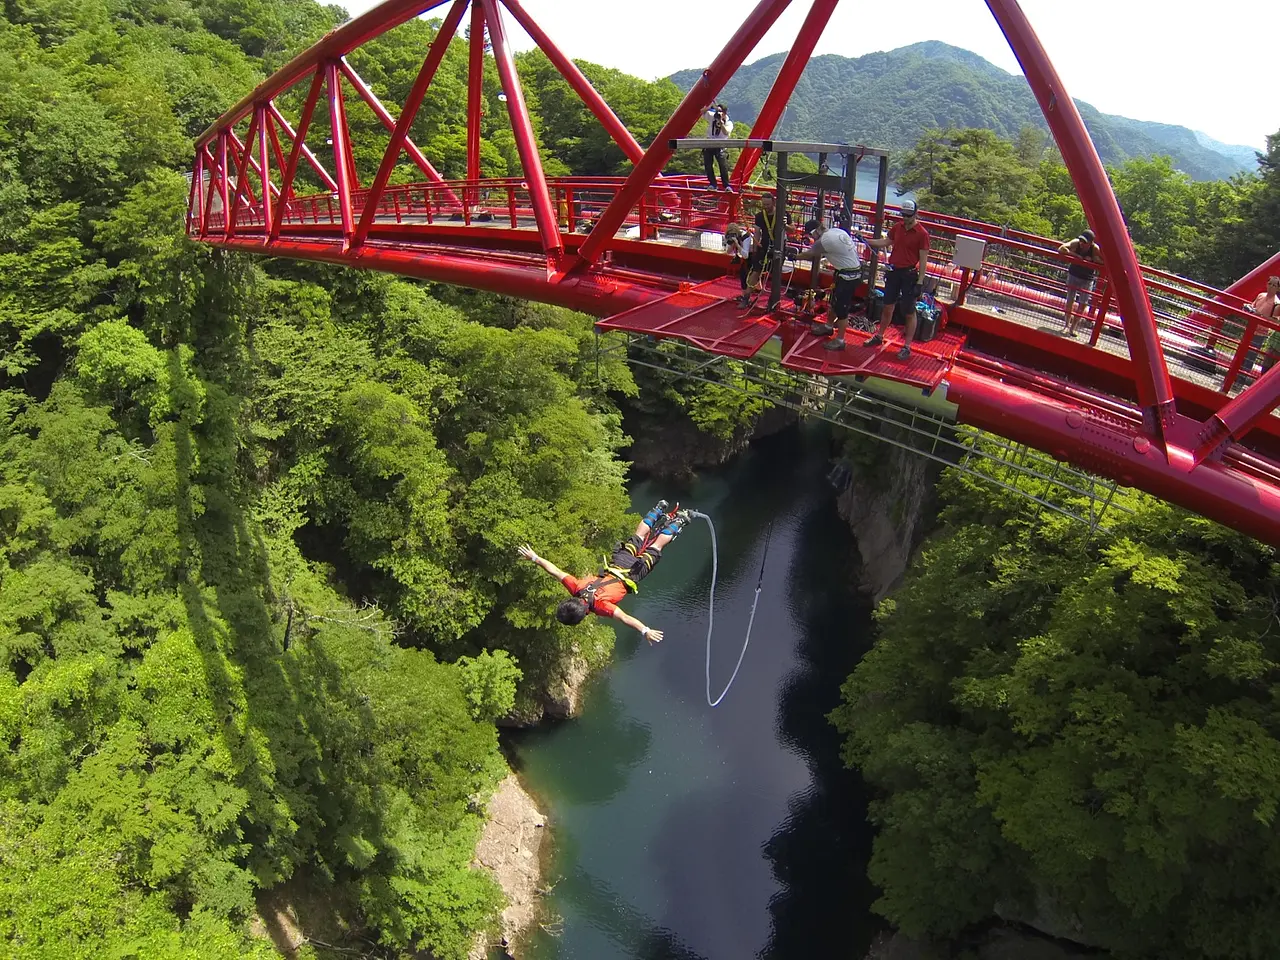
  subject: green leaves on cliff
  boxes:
[833,454,1280,959]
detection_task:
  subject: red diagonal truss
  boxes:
[186,0,1280,545]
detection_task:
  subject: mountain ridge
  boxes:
[669,42,1256,181]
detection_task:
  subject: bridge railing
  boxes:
[195,175,1280,397]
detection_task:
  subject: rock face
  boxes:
[541,654,591,720]
[835,436,942,602]
[624,404,797,478]
[470,774,548,959]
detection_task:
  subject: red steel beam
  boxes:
[985,0,1176,430]
[947,366,1280,546]
[479,0,562,259]
[732,0,838,185]
[467,0,485,184]
[338,57,457,197]
[498,0,644,166]
[576,0,794,266]
[196,230,1280,547]
[228,130,278,201]
[353,0,469,248]
[197,0,453,145]
[271,69,326,241]
[1197,361,1280,462]
[256,103,273,236]
[266,117,290,195]
[226,110,261,237]
[198,145,219,236]
[325,61,357,245]
[186,150,203,234]
[268,103,339,193]
[217,133,230,234]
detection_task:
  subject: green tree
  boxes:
[832,447,1280,959]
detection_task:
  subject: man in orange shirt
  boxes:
[518,500,690,645]
[860,199,931,360]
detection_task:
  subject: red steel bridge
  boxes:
[186,0,1280,544]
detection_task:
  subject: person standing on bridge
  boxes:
[518,501,691,645]
[1058,228,1103,337]
[703,104,734,192]
[739,193,786,307]
[860,199,931,360]
[801,216,863,351]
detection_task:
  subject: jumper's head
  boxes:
[804,218,824,239]
[556,598,590,626]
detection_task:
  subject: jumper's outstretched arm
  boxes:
[518,544,570,582]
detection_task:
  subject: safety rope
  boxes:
[688,510,773,707]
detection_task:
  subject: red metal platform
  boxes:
[594,277,783,359]
[780,326,966,391]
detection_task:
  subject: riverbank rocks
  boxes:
[470,774,547,959]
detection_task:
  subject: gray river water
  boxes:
[507,426,883,960]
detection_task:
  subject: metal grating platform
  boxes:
[781,325,967,391]
[595,276,783,359]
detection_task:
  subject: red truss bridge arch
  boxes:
[186,0,1280,545]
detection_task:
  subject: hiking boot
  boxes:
[811,323,835,337]
[644,500,670,527]
[865,334,884,348]
[897,344,912,360]
[662,509,691,538]
[823,338,846,351]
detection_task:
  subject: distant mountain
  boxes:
[669,42,1257,181]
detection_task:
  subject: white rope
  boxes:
[688,510,769,707]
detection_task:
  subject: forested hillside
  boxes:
[0,0,734,956]
[831,441,1280,959]
[670,41,1257,182]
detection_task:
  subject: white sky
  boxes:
[337,0,1277,150]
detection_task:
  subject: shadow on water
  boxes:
[761,498,883,958]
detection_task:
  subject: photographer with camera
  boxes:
[703,103,733,191]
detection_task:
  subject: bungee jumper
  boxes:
[518,500,691,645]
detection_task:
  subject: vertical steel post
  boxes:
[732,0,839,186]
[186,151,203,235]
[985,0,1175,432]
[771,151,788,309]
[467,0,485,185]
[325,60,356,246]
[266,118,290,196]
[867,154,888,313]
[271,69,326,242]
[479,0,562,259]
[352,0,469,247]
[217,133,230,234]
[576,0,793,266]
[498,0,644,165]
[256,103,272,236]
[226,111,260,237]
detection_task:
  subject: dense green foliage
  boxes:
[670,41,1255,182]
[896,125,1280,285]
[0,0,711,955]
[832,448,1280,959]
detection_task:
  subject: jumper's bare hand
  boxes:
[645,629,664,644]
[518,544,538,562]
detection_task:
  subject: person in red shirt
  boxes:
[859,199,931,360]
[517,500,690,645]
